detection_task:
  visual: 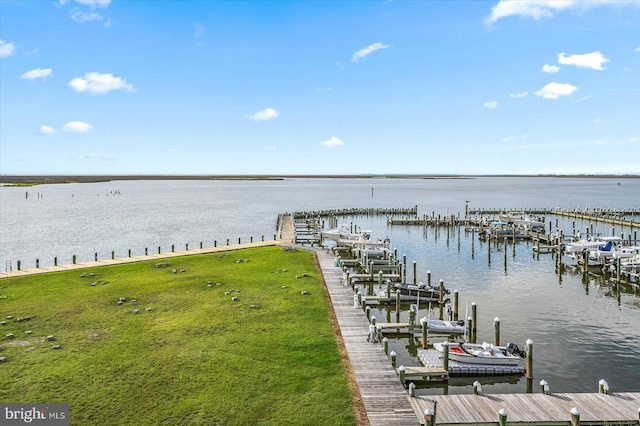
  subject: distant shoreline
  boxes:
[1,174,638,186]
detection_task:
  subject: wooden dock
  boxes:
[410,392,640,425]
[313,247,418,425]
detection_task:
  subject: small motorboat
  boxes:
[425,319,466,334]
[392,282,449,297]
[433,341,525,366]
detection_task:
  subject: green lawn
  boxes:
[0,246,356,425]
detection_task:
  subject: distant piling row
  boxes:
[4,235,276,271]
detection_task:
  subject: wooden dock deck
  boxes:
[313,247,419,425]
[410,392,640,425]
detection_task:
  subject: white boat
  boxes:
[563,236,623,254]
[321,226,370,242]
[478,221,520,239]
[426,319,466,334]
[352,245,391,259]
[433,341,524,366]
[561,236,624,266]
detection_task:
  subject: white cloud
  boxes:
[630,137,638,143]
[509,91,528,98]
[558,51,609,70]
[0,39,16,58]
[483,101,498,109]
[485,0,635,24]
[535,82,578,99]
[248,107,279,122]
[69,72,135,94]
[542,64,559,73]
[70,9,103,23]
[60,0,111,8]
[62,121,93,132]
[21,68,53,80]
[636,46,640,53]
[352,42,389,62]
[39,125,55,135]
[486,0,575,24]
[321,136,345,148]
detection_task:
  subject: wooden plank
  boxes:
[313,248,419,426]
[410,392,640,425]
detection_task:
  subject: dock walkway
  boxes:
[410,392,640,425]
[314,247,419,425]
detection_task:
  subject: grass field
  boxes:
[0,246,356,425]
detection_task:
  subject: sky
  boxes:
[1,0,639,176]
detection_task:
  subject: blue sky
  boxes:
[1,0,639,175]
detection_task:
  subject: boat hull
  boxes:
[433,342,522,366]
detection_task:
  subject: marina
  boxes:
[2,177,640,424]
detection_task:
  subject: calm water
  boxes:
[1,177,639,394]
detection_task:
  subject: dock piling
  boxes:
[570,407,580,426]
[498,408,508,426]
[526,339,534,379]
[599,379,609,394]
[494,317,500,346]
[540,379,549,394]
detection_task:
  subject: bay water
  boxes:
[1,176,639,395]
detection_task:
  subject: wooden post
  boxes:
[442,341,449,371]
[504,237,508,268]
[94,252,97,261]
[36,258,39,268]
[439,279,445,304]
[186,243,189,251]
[421,317,428,349]
[471,302,477,343]
[395,289,401,315]
[17,260,21,270]
[526,339,534,379]
[200,241,203,248]
[378,270,383,288]
[238,237,241,244]
[453,290,459,321]
[402,254,407,282]
[598,379,609,394]
[171,244,175,253]
[390,351,397,368]
[413,261,417,285]
[386,279,391,299]
[54,257,57,266]
[427,271,431,288]
[498,408,508,426]
[145,247,148,256]
[473,380,482,395]
[570,407,580,426]
[540,379,549,394]
[408,382,415,397]
[72,255,76,264]
[494,317,500,347]
[158,246,160,254]
[383,337,389,355]
[128,249,131,257]
[424,408,434,426]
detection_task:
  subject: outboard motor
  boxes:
[506,342,526,358]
